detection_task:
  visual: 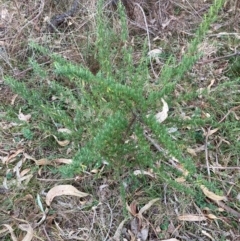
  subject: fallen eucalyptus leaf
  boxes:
[200,185,227,201]
[2,225,18,241]
[18,109,31,122]
[46,185,90,206]
[19,224,33,241]
[155,98,169,123]
[178,215,207,222]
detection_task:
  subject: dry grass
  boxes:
[1,0,240,240]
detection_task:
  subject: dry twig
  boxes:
[197,51,240,65]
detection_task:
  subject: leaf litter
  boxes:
[1,0,240,240]
[45,185,90,206]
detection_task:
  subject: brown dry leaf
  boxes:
[200,185,227,201]
[46,185,90,206]
[130,217,140,238]
[35,158,72,166]
[2,149,24,164]
[127,200,138,216]
[175,163,189,177]
[160,239,180,241]
[167,222,179,236]
[38,167,43,176]
[162,16,177,29]
[187,145,205,156]
[19,174,33,184]
[112,218,129,241]
[11,94,18,105]
[187,148,197,156]
[14,194,34,205]
[0,227,8,235]
[175,176,186,183]
[139,226,149,241]
[196,87,204,99]
[54,158,72,164]
[155,98,169,123]
[90,169,99,174]
[206,213,219,220]
[207,128,219,136]
[128,229,135,241]
[133,170,156,178]
[178,215,207,222]
[57,128,72,134]
[236,193,240,202]
[148,48,163,64]
[202,230,214,241]
[52,135,70,146]
[2,224,18,241]
[129,217,149,241]
[190,145,205,154]
[202,127,219,137]
[232,111,239,120]
[35,159,54,166]
[13,160,22,180]
[138,198,160,216]
[20,168,31,177]
[18,109,31,122]
[207,79,215,92]
[23,153,36,161]
[0,8,9,20]
[19,224,33,241]
[1,122,20,130]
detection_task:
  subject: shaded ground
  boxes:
[1,0,240,240]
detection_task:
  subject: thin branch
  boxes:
[133,3,151,51]
[133,3,158,79]
[197,51,240,64]
[218,105,240,123]
[213,200,240,219]
[103,202,113,241]
[201,166,240,170]
[204,128,211,181]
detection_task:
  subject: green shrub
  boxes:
[4,0,225,180]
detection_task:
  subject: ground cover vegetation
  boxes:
[0,0,240,240]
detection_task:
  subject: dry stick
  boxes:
[112,218,129,241]
[143,131,164,152]
[133,3,151,51]
[143,131,184,172]
[37,178,75,182]
[197,51,240,64]
[213,200,240,220]
[158,0,163,24]
[89,204,97,238]
[201,166,240,170]
[33,208,49,228]
[129,20,156,35]
[42,225,52,241]
[133,3,158,79]
[208,32,240,38]
[185,231,205,241]
[13,60,52,78]
[103,203,113,241]
[204,128,211,181]
[218,104,240,124]
[0,37,15,41]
